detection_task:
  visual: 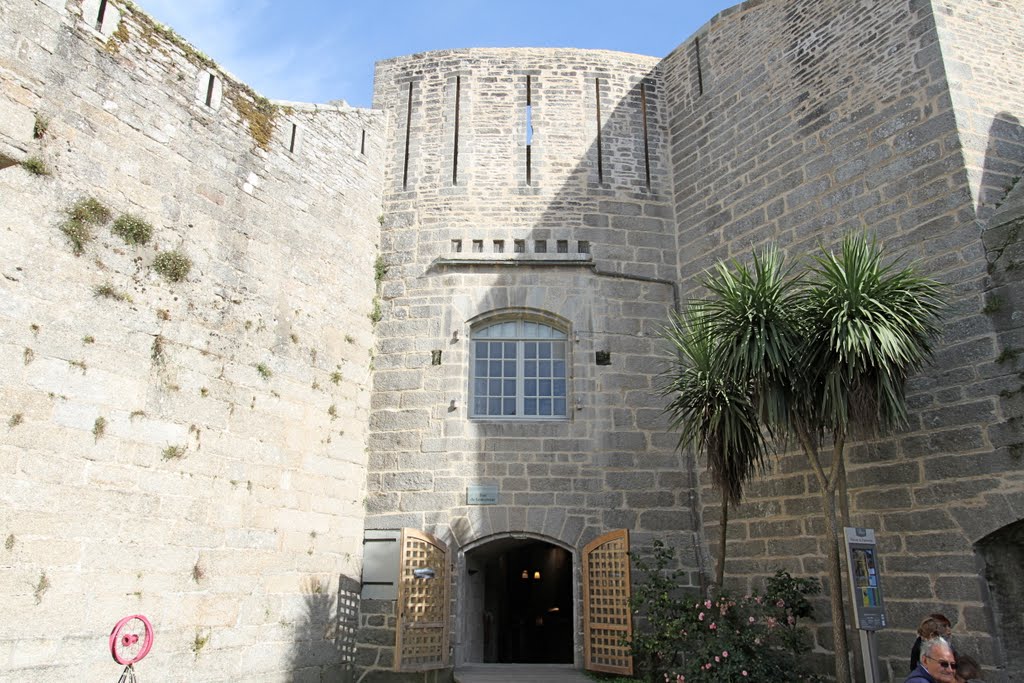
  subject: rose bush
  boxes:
[628,541,821,683]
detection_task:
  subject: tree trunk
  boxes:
[716,495,728,589]
[821,485,852,683]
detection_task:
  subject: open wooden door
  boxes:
[395,528,450,672]
[583,529,633,676]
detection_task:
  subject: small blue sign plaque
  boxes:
[467,484,498,505]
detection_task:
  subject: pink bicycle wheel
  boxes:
[109,614,154,665]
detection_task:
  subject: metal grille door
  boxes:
[395,528,450,671]
[583,529,633,675]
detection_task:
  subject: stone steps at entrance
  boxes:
[454,664,593,683]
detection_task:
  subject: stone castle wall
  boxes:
[661,1,1024,680]
[1,0,1022,682]
[0,0,384,680]
[362,48,703,674]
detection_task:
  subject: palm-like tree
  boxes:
[662,307,769,588]
[662,235,943,683]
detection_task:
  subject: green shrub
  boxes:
[33,113,49,139]
[60,197,111,255]
[21,157,50,176]
[628,542,820,683]
[93,283,132,302]
[153,250,192,282]
[111,213,153,245]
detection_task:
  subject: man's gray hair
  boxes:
[920,636,953,661]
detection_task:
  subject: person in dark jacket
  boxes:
[910,613,953,672]
[906,637,957,683]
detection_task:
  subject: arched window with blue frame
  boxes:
[470,317,569,419]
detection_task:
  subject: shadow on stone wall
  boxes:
[977,113,1024,222]
[288,575,360,682]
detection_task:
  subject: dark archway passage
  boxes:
[976,518,1024,679]
[463,538,573,664]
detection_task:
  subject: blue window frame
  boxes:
[471,319,568,419]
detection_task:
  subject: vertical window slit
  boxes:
[595,78,604,184]
[514,240,525,253]
[205,74,216,107]
[403,82,413,190]
[95,0,108,31]
[452,76,461,185]
[289,123,298,153]
[640,82,652,189]
[360,129,366,155]
[694,37,704,96]
[525,75,533,186]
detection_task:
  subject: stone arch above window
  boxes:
[469,310,570,420]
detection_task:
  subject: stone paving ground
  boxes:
[454,664,593,683]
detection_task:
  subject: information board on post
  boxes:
[844,527,886,631]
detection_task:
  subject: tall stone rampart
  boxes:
[661,1,1024,679]
[0,0,384,680]
[363,48,702,674]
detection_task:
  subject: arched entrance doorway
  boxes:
[460,535,575,665]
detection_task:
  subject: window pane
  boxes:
[502,398,516,415]
[539,379,551,396]
[524,342,536,359]
[525,379,537,396]
[477,342,489,358]
[504,341,516,357]
[524,398,536,415]
[474,398,487,414]
[553,360,565,377]
[539,398,552,415]
[488,398,501,414]
[475,379,487,394]
[503,360,516,376]
[524,360,536,377]
[554,398,566,415]
[538,342,551,359]
[489,360,502,376]
[504,379,516,396]
[539,361,551,377]
[554,379,566,396]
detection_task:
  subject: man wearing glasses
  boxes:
[906,637,957,683]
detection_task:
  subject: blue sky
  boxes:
[133,1,739,108]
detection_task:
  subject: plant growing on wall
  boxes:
[111,213,153,245]
[20,157,50,176]
[660,235,944,683]
[153,250,191,282]
[60,197,112,255]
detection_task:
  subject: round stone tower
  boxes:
[358,48,703,677]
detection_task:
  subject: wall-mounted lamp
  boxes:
[533,571,541,580]
[451,330,460,343]
[521,569,529,580]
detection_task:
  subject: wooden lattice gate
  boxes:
[583,529,633,676]
[395,528,450,672]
